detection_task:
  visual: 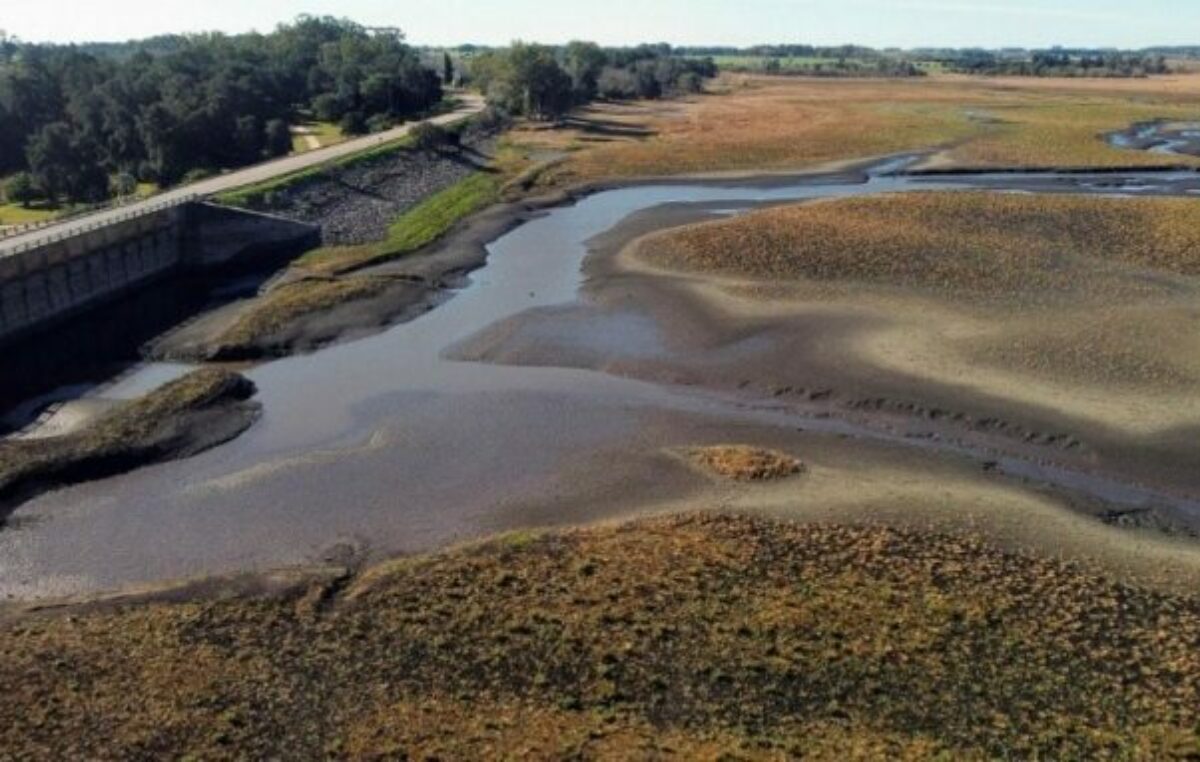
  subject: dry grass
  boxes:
[216,277,393,349]
[636,191,1200,302]
[1,513,1198,759]
[688,445,805,482]
[531,74,1200,188]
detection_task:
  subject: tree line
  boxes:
[0,17,444,206]
[466,42,717,120]
[943,50,1170,78]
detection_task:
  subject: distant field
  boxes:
[537,73,1200,187]
[711,54,875,70]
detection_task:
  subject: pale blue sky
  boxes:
[3,0,1198,48]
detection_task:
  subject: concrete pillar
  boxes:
[122,242,142,283]
[46,264,71,312]
[1,280,29,333]
[106,246,127,286]
[88,250,111,294]
[67,256,92,307]
[24,272,50,322]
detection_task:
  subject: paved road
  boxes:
[0,94,486,256]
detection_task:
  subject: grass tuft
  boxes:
[1,513,1197,758]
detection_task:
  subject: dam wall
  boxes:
[0,202,318,347]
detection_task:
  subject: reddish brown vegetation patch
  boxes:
[688,445,806,482]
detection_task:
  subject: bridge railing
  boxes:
[0,194,202,256]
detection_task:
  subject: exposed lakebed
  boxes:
[4,161,1200,600]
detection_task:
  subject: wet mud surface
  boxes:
[5,160,1200,600]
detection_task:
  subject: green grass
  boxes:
[0,202,58,226]
[291,121,345,154]
[294,170,502,273]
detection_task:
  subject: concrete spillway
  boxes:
[0,202,319,348]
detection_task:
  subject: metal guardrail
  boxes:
[0,193,202,256]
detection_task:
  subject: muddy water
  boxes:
[1108,121,1200,157]
[5,165,1200,600]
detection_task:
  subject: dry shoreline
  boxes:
[7,158,1200,606]
[146,161,877,360]
[0,370,260,522]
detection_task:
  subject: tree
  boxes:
[137,102,184,186]
[25,122,75,203]
[312,93,343,122]
[597,67,638,99]
[410,122,448,151]
[234,114,264,161]
[497,43,573,120]
[340,110,367,135]
[4,172,35,207]
[443,51,455,85]
[563,41,606,101]
[264,119,292,158]
[111,171,137,199]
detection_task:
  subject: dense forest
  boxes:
[0,17,444,204]
[466,42,717,120]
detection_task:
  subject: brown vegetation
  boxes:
[215,277,393,350]
[688,445,805,482]
[2,513,1197,759]
[636,191,1200,301]
[531,74,1200,188]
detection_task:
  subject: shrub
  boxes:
[340,111,368,136]
[264,119,292,158]
[410,122,450,151]
[366,113,393,134]
[111,171,137,198]
[3,172,36,207]
[597,67,639,99]
[312,93,344,122]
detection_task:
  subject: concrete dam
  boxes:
[0,201,319,348]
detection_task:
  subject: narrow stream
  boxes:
[4,162,1200,599]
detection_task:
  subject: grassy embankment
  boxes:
[212,138,533,350]
[0,369,256,510]
[2,512,1196,759]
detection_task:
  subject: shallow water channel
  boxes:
[4,163,1200,599]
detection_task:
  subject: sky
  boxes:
[3,0,1199,49]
